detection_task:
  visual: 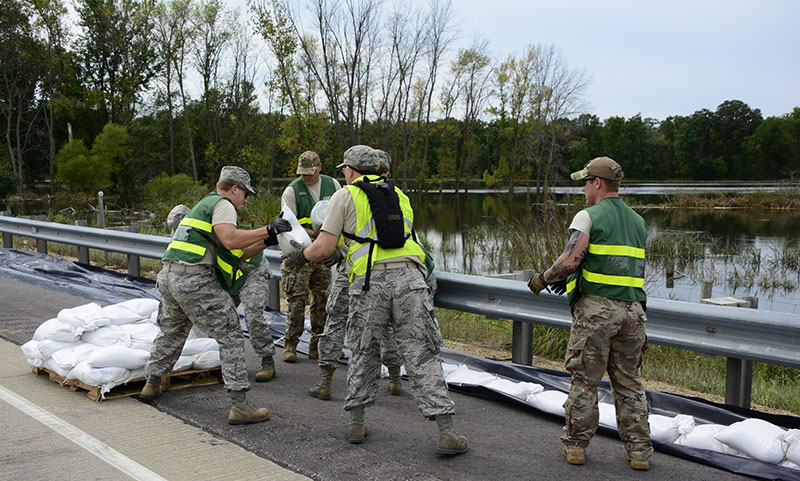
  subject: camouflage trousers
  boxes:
[344,267,454,418]
[562,295,652,460]
[281,259,331,349]
[317,267,403,369]
[235,260,275,358]
[146,264,250,392]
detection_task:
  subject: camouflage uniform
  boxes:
[344,267,453,417]
[317,266,404,369]
[146,264,250,392]
[562,294,652,460]
[281,259,330,350]
[236,260,276,358]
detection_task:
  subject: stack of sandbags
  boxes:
[21,299,222,399]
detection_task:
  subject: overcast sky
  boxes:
[445,0,799,121]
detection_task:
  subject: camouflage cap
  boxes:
[296,151,321,175]
[219,165,256,194]
[570,156,624,182]
[166,204,190,232]
[375,149,391,173]
[336,145,380,174]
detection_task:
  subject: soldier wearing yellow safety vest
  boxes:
[528,156,652,470]
[279,151,342,362]
[140,166,291,425]
[282,145,468,457]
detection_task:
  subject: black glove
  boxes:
[267,216,292,238]
[550,279,567,296]
[322,248,344,267]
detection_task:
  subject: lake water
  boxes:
[5,183,800,313]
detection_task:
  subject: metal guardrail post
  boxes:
[1,211,11,247]
[268,278,281,311]
[724,296,757,408]
[75,220,90,264]
[511,321,533,365]
[121,225,141,277]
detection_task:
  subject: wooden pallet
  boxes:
[32,366,223,401]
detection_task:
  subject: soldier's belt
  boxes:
[164,262,209,272]
[372,261,417,270]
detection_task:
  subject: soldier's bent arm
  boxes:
[213,223,270,251]
[241,241,267,260]
[543,230,589,283]
[304,231,338,262]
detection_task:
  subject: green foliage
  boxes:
[55,139,93,191]
[55,123,130,193]
[0,165,20,198]
[142,173,206,219]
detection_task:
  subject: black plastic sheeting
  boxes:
[2,248,799,480]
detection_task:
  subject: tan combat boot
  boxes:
[626,453,650,470]
[255,356,275,382]
[308,338,319,360]
[282,345,297,362]
[387,366,402,395]
[308,366,335,400]
[562,445,585,465]
[435,414,469,456]
[228,390,270,425]
[347,406,367,444]
[139,375,162,401]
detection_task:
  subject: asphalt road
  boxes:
[0,275,748,481]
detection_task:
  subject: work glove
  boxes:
[550,279,567,296]
[527,272,548,295]
[282,240,309,270]
[322,248,344,267]
[267,215,291,238]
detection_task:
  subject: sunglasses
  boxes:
[582,176,597,184]
[238,184,250,199]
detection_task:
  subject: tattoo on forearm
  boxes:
[544,231,588,282]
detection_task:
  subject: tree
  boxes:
[742,113,800,180]
[711,100,762,178]
[56,123,130,192]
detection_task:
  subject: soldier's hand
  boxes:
[282,247,309,270]
[527,272,549,296]
[322,248,344,267]
[267,217,291,238]
[550,279,567,296]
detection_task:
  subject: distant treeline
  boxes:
[2,0,799,205]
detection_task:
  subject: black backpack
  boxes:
[343,177,411,291]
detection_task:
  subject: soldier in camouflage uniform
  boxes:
[308,150,405,400]
[167,205,278,382]
[529,156,652,470]
[284,146,468,456]
[280,151,341,362]
[141,166,290,425]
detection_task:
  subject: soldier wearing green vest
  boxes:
[528,156,652,470]
[140,166,291,425]
[166,204,280,383]
[279,151,341,362]
[283,145,468,457]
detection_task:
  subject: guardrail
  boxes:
[2,214,799,409]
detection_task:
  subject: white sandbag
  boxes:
[119,322,160,343]
[486,378,535,401]
[86,345,150,370]
[114,298,160,318]
[129,368,146,381]
[181,338,219,356]
[44,358,72,378]
[441,362,458,377]
[66,360,129,386]
[146,310,159,324]
[445,365,498,386]
[129,340,154,352]
[57,302,110,331]
[277,206,311,253]
[187,327,199,340]
[81,325,131,347]
[714,418,787,463]
[649,414,695,444]
[781,459,800,471]
[51,342,98,371]
[33,318,79,343]
[173,355,195,372]
[676,423,742,455]
[310,199,330,232]
[38,339,80,359]
[784,429,800,465]
[193,350,221,369]
[526,390,568,416]
[21,340,42,366]
[101,304,143,325]
[598,402,617,429]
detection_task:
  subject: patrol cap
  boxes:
[219,166,256,194]
[296,151,321,175]
[375,149,391,173]
[167,204,190,231]
[336,145,380,174]
[570,156,624,182]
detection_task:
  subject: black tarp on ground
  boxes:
[2,248,798,480]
